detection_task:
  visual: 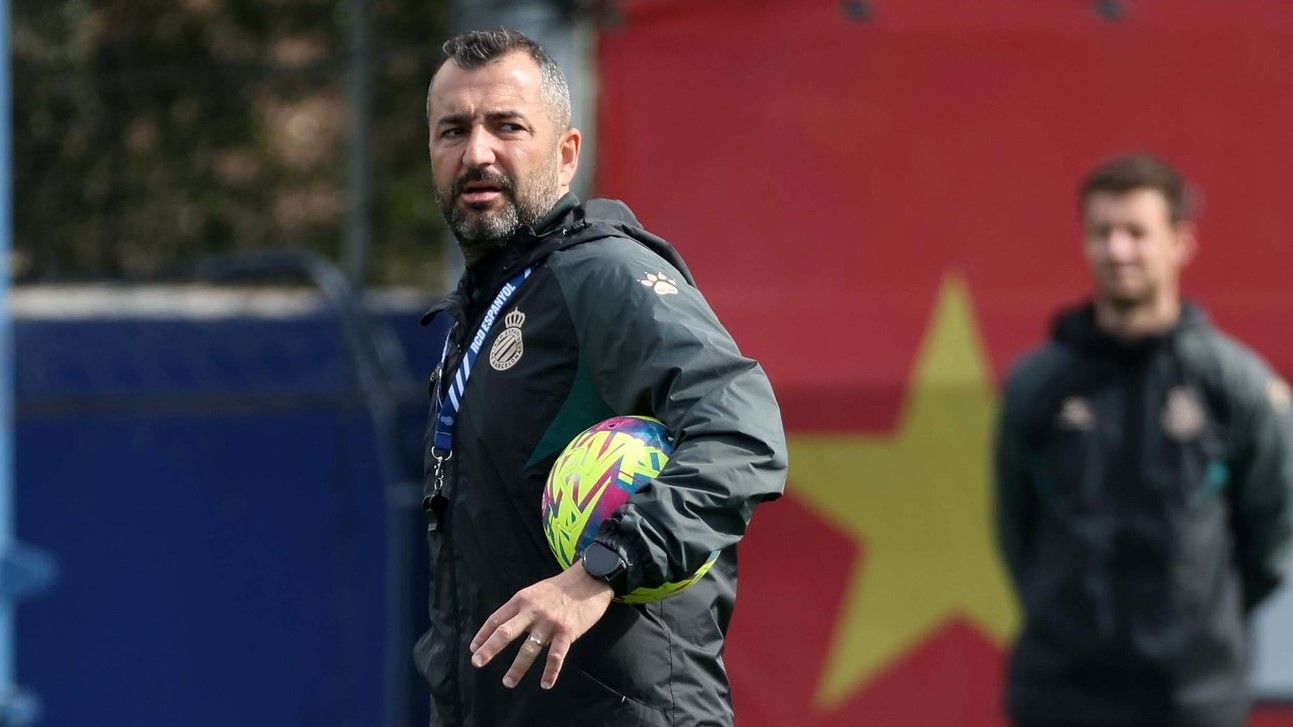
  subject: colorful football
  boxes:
[541,416,717,604]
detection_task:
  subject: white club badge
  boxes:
[1162,386,1206,442]
[1057,396,1095,431]
[489,308,526,371]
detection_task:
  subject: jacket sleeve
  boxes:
[994,363,1037,596]
[550,238,788,592]
[1228,365,1293,612]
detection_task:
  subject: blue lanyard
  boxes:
[432,267,532,456]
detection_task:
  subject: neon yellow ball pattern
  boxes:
[541,416,718,604]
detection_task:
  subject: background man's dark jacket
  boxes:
[416,195,788,726]
[996,302,1293,727]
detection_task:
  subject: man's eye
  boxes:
[441,128,465,139]
[499,123,524,133]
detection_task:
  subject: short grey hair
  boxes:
[431,28,572,131]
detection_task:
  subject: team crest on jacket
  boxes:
[640,272,679,296]
[1162,386,1206,441]
[1057,396,1095,431]
[489,308,526,371]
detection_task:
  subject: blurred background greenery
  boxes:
[13,0,449,286]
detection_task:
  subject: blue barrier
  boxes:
[14,298,445,726]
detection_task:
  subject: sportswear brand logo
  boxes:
[1057,396,1095,431]
[640,272,679,296]
[489,307,526,371]
[1269,379,1292,414]
[1162,386,1206,441]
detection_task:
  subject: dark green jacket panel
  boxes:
[546,236,789,594]
[417,262,592,727]
[1178,327,1293,610]
[995,345,1072,591]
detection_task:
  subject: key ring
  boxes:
[431,449,453,493]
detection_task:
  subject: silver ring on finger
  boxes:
[525,633,546,649]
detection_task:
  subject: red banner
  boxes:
[598,1,1293,725]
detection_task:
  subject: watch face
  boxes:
[583,543,623,578]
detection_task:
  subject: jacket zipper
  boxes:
[1112,358,1146,690]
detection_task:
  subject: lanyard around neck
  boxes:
[431,266,532,455]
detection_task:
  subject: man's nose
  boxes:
[463,127,496,167]
[1105,231,1138,260]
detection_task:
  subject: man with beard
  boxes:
[414,29,787,727]
[995,154,1293,727]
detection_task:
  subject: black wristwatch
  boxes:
[580,542,628,595]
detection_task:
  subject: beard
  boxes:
[435,163,561,256]
[1097,268,1156,311]
[1104,289,1153,312]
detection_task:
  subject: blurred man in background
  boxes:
[995,154,1293,727]
[414,29,787,726]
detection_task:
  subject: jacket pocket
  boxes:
[517,667,668,727]
[567,669,669,727]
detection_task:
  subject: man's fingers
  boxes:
[540,631,574,690]
[471,613,529,668]
[470,598,522,653]
[502,631,549,688]
[470,568,612,686]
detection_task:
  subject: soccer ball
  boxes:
[541,416,718,604]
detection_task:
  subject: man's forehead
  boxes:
[429,54,543,116]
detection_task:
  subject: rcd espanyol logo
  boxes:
[1162,386,1206,441]
[489,308,526,371]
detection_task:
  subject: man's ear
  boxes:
[557,127,581,190]
[1174,220,1198,266]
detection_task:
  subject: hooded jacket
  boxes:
[996,302,1292,727]
[414,195,788,726]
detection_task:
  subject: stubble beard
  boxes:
[436,162,562,258]
[1099,271,1156,313]
[1105,291,1152,313]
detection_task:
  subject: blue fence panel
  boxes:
[13,303,444,727]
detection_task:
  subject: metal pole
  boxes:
[345,0,374,288]
[0,0,13,699]
[1,2,57,722]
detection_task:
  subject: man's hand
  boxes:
[469,563,615,690]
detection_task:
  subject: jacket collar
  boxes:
[1050,299,1208,359]
[420,194,581,326]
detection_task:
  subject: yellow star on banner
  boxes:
[789,275,1019,708]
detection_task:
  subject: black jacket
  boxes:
[414,196,788,726]
[995,302,1293,727]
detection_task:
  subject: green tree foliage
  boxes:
[13,0,448,286]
